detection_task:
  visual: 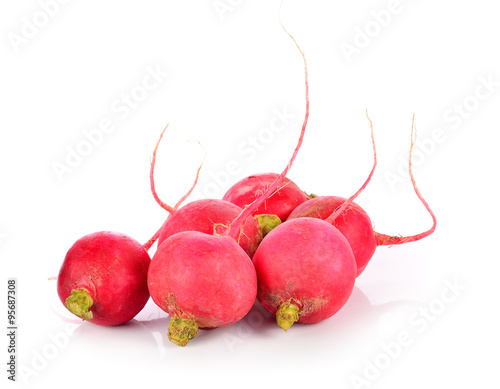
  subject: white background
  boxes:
[1,0,500,388]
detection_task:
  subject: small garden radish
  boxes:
[57,231,151,326]
[148,231,258,346]
[223,172,310,222]
[56,134,203,326]
[288,114,437,277]
[249,110,364,332]
[253,218,356,330]
[147,24,310,346]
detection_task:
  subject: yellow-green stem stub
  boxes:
[256,214,282,237]
[65,288,93,321]
[276,301,301,332]
[168,317,199,347]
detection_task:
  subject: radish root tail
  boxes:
[147,126,206,250]
[374,115,437,246]
[173,141,206,212]
[150,123,206,214]
[225,13,309,242]
[326,109,377,224]
[142,224,163,251]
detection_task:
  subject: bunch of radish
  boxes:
[55,25,436,347]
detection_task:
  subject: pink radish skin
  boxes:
[288,196,376,277]
[57,231,150,326]
[222,173,309,221]
[252,218,356,329]
[148,231,257,345]
[157,199,262,258]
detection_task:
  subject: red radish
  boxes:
[252,217,356,330]
[147,23,310,346]
[245,96,356,331]
[288,114,437,277]
[148,126,263,258]
[222,172,310,222]
[57,231,150,326]
[55,130,203,325]
[148,231,257,346]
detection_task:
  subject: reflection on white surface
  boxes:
[18,283,423,388]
